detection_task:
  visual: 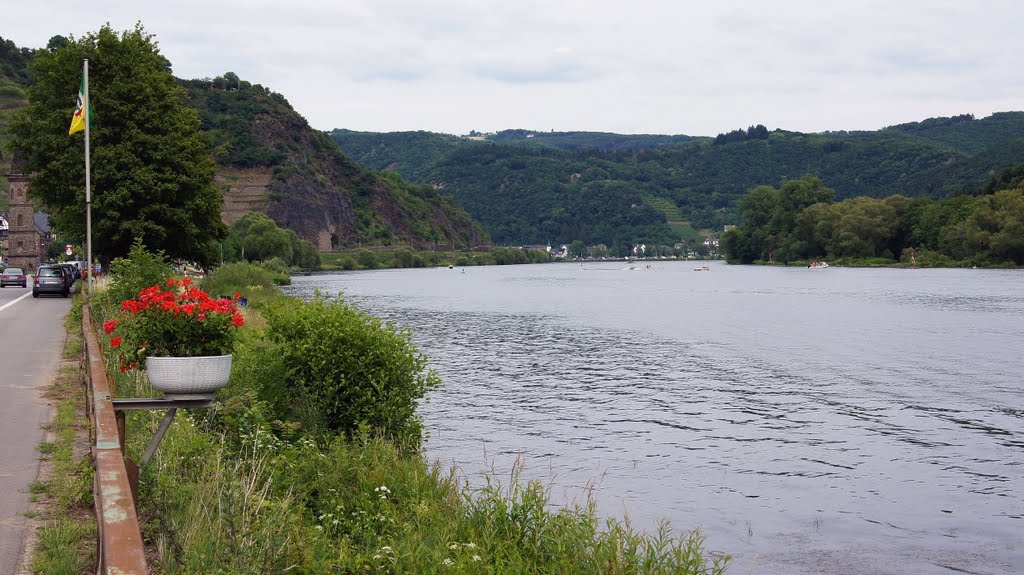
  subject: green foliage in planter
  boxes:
[263,294,441,448]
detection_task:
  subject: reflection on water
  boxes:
[284,262,1023,574]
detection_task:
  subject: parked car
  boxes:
[57,262,79,283]
[33,265,71,297]
[1,267,28,288]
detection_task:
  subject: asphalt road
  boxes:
[0,283,72,573]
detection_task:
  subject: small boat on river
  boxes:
[808,261,829,269]
[693,265,710,271]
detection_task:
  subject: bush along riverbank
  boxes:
[89,247,730,574]
[319,246,553,271]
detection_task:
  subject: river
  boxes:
[282,261,1023,575]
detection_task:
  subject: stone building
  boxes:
[3,160,48,270]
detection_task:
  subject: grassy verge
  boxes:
[30,297,96,575]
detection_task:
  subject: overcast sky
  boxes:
[7,1,1024,137]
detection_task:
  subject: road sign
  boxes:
[66,244,73,256]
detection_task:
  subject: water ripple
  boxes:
[285,264,1024,574]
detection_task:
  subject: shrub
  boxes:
[356,249,379,269]
[108,239,175,304]
[202,262,281,304]
[263,294,440,448]
[262,257,289,274]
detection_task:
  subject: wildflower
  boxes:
[449,544,458,550]
[103,319,118,334]
[110,336,122,347]
[373,555,382,560]
[380,546,393,553]
[465,542,477,549]
[473,555,482,562]
[442,558,453,567]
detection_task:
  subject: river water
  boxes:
[283,262,1023,575]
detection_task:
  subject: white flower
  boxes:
[443,558,454,567]
[315,525,323,530]
[472,555,482,562]
[380,546,393,553]
[373,555,382,560]
[449,544,459,550]
[465,542,476,549]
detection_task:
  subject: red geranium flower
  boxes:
[107,277,245,372]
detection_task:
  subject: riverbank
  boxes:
[76,256,730,574]
[746,256,1021,268]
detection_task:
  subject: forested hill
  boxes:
[179,76,488,251]
[487,129,702,150]
[330,114,1024,246]
[0,36,33,206]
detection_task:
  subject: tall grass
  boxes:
[32,298,96,575]
[132,426,728,574]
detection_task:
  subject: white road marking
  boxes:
[0,291,33,314]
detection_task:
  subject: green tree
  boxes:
[228,212,292,263]
[568,240,587,258]
[827,197,898,259]
[9,24,226,265]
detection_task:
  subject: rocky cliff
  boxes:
[181,76,488,251]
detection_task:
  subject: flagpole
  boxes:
[84,59,92,294]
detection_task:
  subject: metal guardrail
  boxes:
[82,301,149,574]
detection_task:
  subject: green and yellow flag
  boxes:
[69,78,86,135]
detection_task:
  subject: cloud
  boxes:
[470,48,595,84]
[4,0,1024,136]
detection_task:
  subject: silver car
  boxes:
[0,267,28,288]
[33,265,71,297]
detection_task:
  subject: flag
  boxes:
[69,78,86,135]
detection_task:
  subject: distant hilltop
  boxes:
[331,112,1024,247]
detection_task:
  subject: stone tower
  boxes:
[5,160,43,271]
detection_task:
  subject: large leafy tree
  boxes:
[9,24,226,264]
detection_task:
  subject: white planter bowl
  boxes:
[145,354,232,398]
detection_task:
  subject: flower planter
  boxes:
[145,354,232,398]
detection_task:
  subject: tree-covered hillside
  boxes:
[488,129,702,150]
[883,112,1024,155]
[331,114,1024,247]
[327,129,470,183]
[0,36,33,207]
[181,76,489,251]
